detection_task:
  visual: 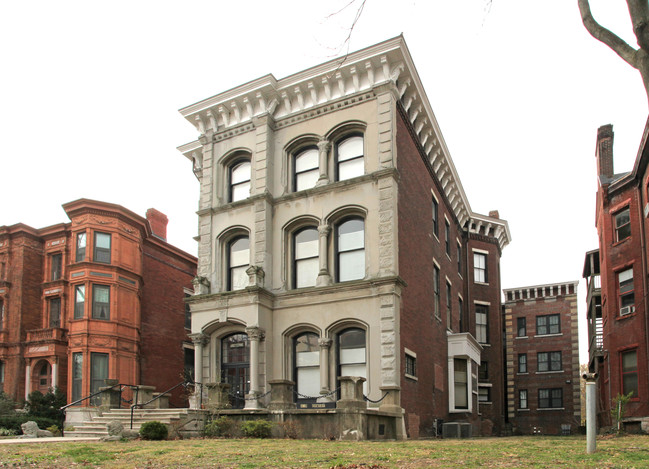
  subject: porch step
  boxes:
[64,408,191,438]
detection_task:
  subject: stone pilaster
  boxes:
[316,224,332,286]
[315,139,331,186]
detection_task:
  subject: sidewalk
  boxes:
[0,436,101,444]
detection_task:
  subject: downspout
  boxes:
[637,187,649,416]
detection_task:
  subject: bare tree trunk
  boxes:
[578,0,649,106]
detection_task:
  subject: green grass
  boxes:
[0,435,647,468]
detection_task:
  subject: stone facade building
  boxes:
[0,199,196,407]
[503,282,581,435]
[179,36,510,438]
[585,119,649,430]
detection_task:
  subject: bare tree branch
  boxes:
[626,0,649,51]
[578,0,638,69]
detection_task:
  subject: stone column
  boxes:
[315,139,330,187]
[189,333,207,386]
[51,359,58,389]
[25,363,31,400]
[337,376,366,410]
[584,372,598,454]
[318,338,333,402]
[316,224,332,286]
[244,326,264,410]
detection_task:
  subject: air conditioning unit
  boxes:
[620,305,635,316]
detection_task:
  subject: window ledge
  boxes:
[535,370,564,374]
[538,407,565,411]
[405,373,418,382]
[517,408,530,412]
[534,333,563,338]
[478,401,492,405]
[612,237,630,248]
[474,281,490,286]
[517,372,529,376]
[616,313,636,321]
[478,382,492,387]
[515,336,529,340]
[479,343,491,347]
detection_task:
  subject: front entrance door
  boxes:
[35,361,51,394]
[221,333,250,409]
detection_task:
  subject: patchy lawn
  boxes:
[0,435,647,468]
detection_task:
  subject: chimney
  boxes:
[596,124,614,180]
[146,208,168,241]
[488,210,500,219]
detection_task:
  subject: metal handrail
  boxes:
[129,380,196,429]
[60,383,137,411]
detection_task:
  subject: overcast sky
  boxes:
[1,0,646,361]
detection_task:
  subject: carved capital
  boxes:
[189,333,208,347]
[246,265,265,287]
[192,276,211,295]
[318,337,332,349]
[245,326,265,341]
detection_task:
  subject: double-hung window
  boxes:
[294,332,320,401]
[621,350,638,397]
[93,232,111,264]
[92,284,110,320]
[615,208,631,242]
[335,135,363,181]
[453,358,468,409]
[293,227,319,288]
[50,254,62,281]
[49,298,61,328]
[228,236,250,291]
[618,268,635,315]
[75,232,86,262]
[229,160,251,202]
[537,351,562,372]
[294,147,319,191]
[539,388,563,409]
[433,265,440,319]
[519,389,528,409]
[74,285,85,319]
[474,252,487,283]
[445,220,451,256]
[432,197,439,238]
[446,281,452,330]
[476,304,488,343]
[518,353,527,373]
[517,317,527,337]
[536,314,560,335]
[336,218,365,282]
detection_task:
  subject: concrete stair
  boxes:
[64,408,191,438]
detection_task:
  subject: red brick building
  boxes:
[0,199,196,407]
[503,282,581,435]
[586,119,649,429]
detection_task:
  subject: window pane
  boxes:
[295,148,318,172]
[231,266,249,290]
[231,161,251,184]
[337,136,363,162]
[74,285,85,319]
[230,238,250,267]
[295,229,318,259]
[339,251,365,281]
[341,347,366,364]
[454,359,468,408]
[232,182,251,202]
[339,221,364,251]
[95,233,111,249]
[296,258,318,288]
[623,351,637,371]
[296,169,319,191]
[338,158,364,181]
[297,367,320,396]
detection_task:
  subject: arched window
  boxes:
[293,147,319,192]
[335,134,363,181]
[293,227,319,288]
[336,218,365,282]
[228,236,249,291]
[337,328,367,393]
[221,333,250,409]
[229,160,251,202]
[294,332,320,402]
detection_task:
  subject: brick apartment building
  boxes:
[585,119,649,430]
[0,199,196,407]
[503,282,581,435]
[179,36,511,438]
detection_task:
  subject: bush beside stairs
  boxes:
[64,408,204,439]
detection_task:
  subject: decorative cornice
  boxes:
[178,35,510,251]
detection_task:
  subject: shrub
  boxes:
[204,416,239,438]
[0,393,16,416]
[25,387,66,425]
[277,420,301,439]
[0,415,58,434]
[46,425,61,437]
[139,421,168,440]
[64,424,76,432]
[0,427,17,436]
[240,419,273,438]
